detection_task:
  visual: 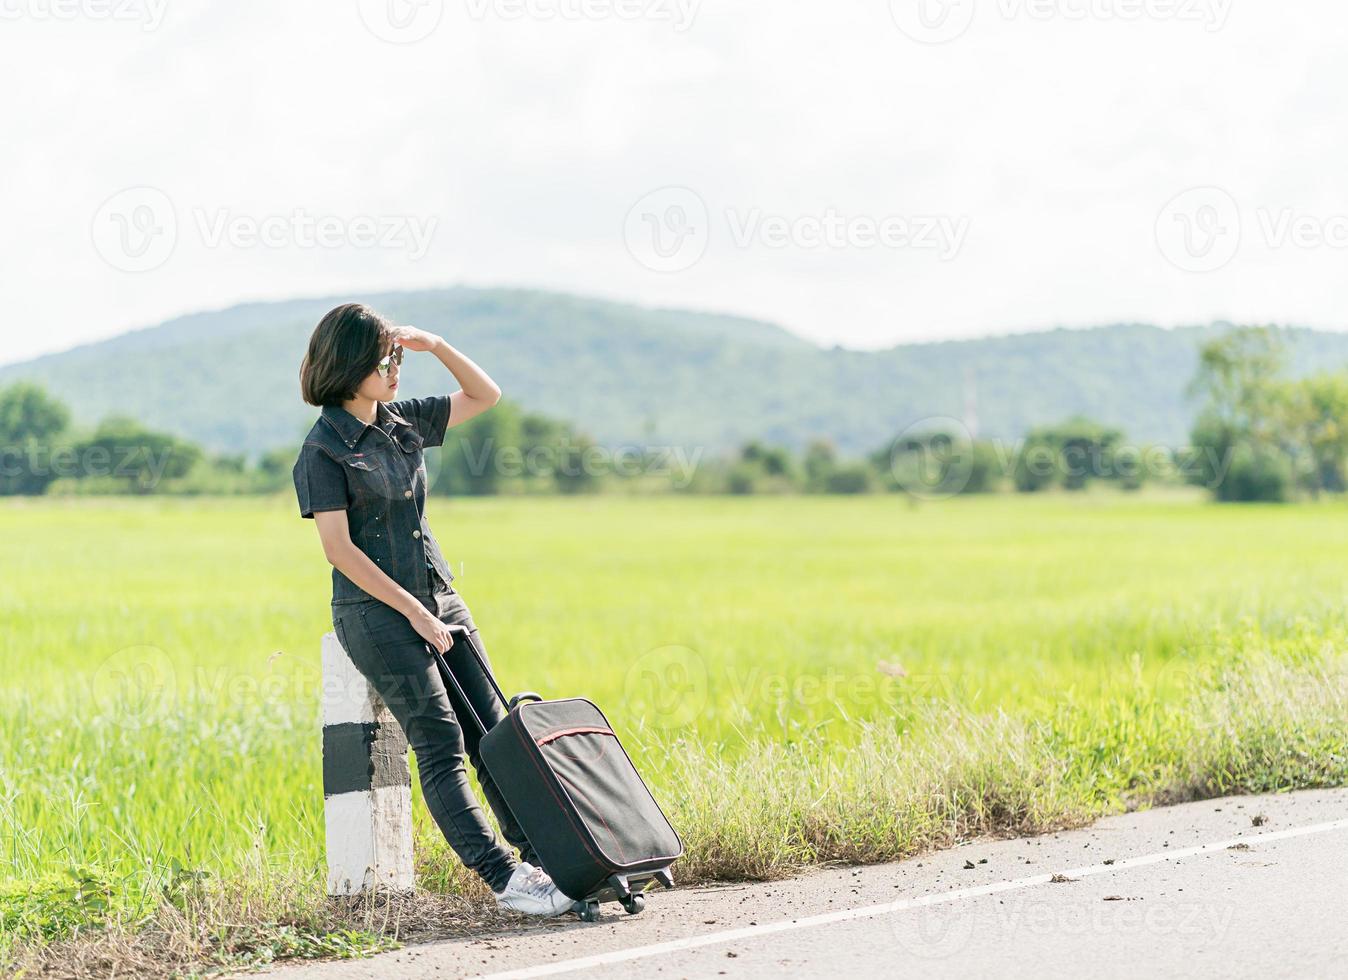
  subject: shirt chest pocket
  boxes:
[394,428,427,489]
[340,453,393,504]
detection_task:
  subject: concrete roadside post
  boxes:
[321,630,416,895]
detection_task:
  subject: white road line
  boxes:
[470,817,1348,980]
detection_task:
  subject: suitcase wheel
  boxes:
[620,894,645,915]
[578,901,601,923]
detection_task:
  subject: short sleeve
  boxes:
[292,443,349,519]
[390,394,452,449]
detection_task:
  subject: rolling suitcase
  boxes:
[426,626,683,921]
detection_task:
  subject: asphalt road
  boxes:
[252,788,1348,979]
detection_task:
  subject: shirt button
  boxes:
[412,530,421,539]
[404,490,413,499]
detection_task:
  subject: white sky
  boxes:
[3,0,1348,366]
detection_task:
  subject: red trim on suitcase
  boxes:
[535,725,614,747]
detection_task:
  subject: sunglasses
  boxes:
[375,345,404,377]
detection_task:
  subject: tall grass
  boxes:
[664,644,1348,882]
[2,493,1347,973]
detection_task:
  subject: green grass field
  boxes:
[2,492,1346,971]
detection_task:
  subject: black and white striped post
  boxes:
[321,630,416,895]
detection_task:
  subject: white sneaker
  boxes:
[493,862,577,917]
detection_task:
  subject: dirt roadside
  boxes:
[239,787,1348,980]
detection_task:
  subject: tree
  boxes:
[740,441,796,481]
[437,400,524,495]
[874,430,1002,496]
[552,432,603,494]
[1271,372,1348,497]
[803,439,838,493]
[823,463,874,494]
[1013,417,1127,492]
[255,445,300,491]
[73,415,201,494]
[1187,327,1290,502]
[1187,326,1285,440]
[0,382,71,495]
[435,400,605,495]
[725,461,759,495]
[724,441,798,494]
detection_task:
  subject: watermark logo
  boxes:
[356,0,444,43]
[1155,186,1241,273]
[1156,186,1348,273]
[87,644,177,731]
[1149,652,1213,723]
[0,0,169,29]
[889,0,977,44]
[624,186,710,273]
[91,186,177,273]
[622,644,708,729]
[889,417,978,500]
[889,902,978,958]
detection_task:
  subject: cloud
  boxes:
[3,0,1348,365]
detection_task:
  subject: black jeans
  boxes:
[331,580,535,892]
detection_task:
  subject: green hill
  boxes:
[4,287,1347,457]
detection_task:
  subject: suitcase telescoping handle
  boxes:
[425,627,543,738]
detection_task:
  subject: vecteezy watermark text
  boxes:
[889,892,1236,959]
[356,0,700,43]
[621,645,972,732]
[0,0,168,29]
[996,0,1232,29]
[885,416,1237,500]
[625,187,970,273]
[453,438,704,489]
[464,0,700,30]
[725,208,969,257]
[889,0,1233,44]
[2,443,182,489]
[194,208,437,259]
[91,187,438,272]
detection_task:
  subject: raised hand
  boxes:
[388,324,441,352]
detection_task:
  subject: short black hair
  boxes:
[299,303,396,407]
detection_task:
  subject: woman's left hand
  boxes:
[389,324,441,352]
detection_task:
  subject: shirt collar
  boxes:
[320,401,411,450]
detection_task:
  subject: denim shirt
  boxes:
[293,396,455,607]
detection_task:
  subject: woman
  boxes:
[292,302,575,917]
